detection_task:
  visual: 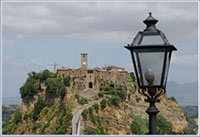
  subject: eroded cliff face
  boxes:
[4,80,188,135]
[83,82,188,134]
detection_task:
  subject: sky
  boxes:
[2,2,198,98]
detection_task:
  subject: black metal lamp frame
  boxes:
[125,13,177,135]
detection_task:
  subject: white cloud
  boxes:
[3,56,46,78]
[3,34,24,46]
[171,54,198,68]
[2,56,48,97]
[2,2,198,45]
[32,59,44,66]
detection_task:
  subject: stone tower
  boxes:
[81,53,88,69]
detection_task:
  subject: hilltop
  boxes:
[2,68,196,135]
[2,53,197,135]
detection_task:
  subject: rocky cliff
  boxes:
[82,82,188,134]
[2,70,192,135]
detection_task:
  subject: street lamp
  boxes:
[125,13,177,134]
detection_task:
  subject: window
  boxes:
[89,82,93,88]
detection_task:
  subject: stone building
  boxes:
[57,53,129,90]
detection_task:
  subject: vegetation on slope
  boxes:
[130,114,174,135]
[3,102,73,134]
[3,70,73,135]
[20,70,67,99]
[98,83,126,107]
[82,103,108,135]
[75,93,88,105]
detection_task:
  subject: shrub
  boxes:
[33,122,37,131]
[13,110,22,124]
[110,96,121,107]
[45,78,60,94]
[84,127,98,134]
[130,72,135,82]
[127,78,133,82]
[82,109,88,120]
[41,122,50,134]
[49,72,57,78]
[168,96,177,103]
[41,107,48,115]
[75,93,80,100]
[23,112,31,121]
[104,86,113,91]
[79,98,88,105]
[100,99,107,110]
[33,98,46,121]
[157,114,173,134]
[89,107,94,115]
[108,82,115,88]
[98,92,104,97]
[130,115,148,134]
[99,86,104,91]
[40,69,50,82]
[45,78,66,98]
[91,115,97,124]
[63,75,71,87]
[116,85,126,101]
[97,116,102,125]
[93,103,99,113]
[75,94,88,105]
[53,108,72,134]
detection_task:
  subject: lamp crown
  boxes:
[143,12,158,32]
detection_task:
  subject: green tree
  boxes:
[33,97,46,121]
[82,109,88,120]
[116,85,126,101]
[45,78,66,98]
[130,115,148,134]
[63,75,71,87]
[100,99,107,110]
[20,78,38,98]
[41,69,50,82]
[110,96,121,107]
[98,92,104,97]
[20,70,51,99]
[93,103,99,113]
[13,109,22,124]
[157,114,173,134]
[168,96,177,103]
[130,72,135,82]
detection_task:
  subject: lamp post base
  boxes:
[145,98,159,134]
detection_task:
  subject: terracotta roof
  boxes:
[57,67,72,71]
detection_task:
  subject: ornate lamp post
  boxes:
[125,13,177,134]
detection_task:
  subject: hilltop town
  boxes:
[56,53,128,91]
[2,53,194,135]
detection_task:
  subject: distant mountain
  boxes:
[166,81,198,106]
[3,104,19,123]
[181,106,198,119]
[3,97,22,106]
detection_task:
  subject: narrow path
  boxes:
[72,98,102,135]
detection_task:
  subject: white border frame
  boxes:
[0,1,199,136]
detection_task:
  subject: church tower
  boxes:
[81,53,88,69]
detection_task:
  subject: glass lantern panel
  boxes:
[137,51,165,86]
[140,35,165,45]
[132,33,142,45]
[132,52,142,86]
[163,51,171,87]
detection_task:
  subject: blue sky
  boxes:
[2,2,198,98]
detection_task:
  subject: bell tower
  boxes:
[81,53,88,69]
